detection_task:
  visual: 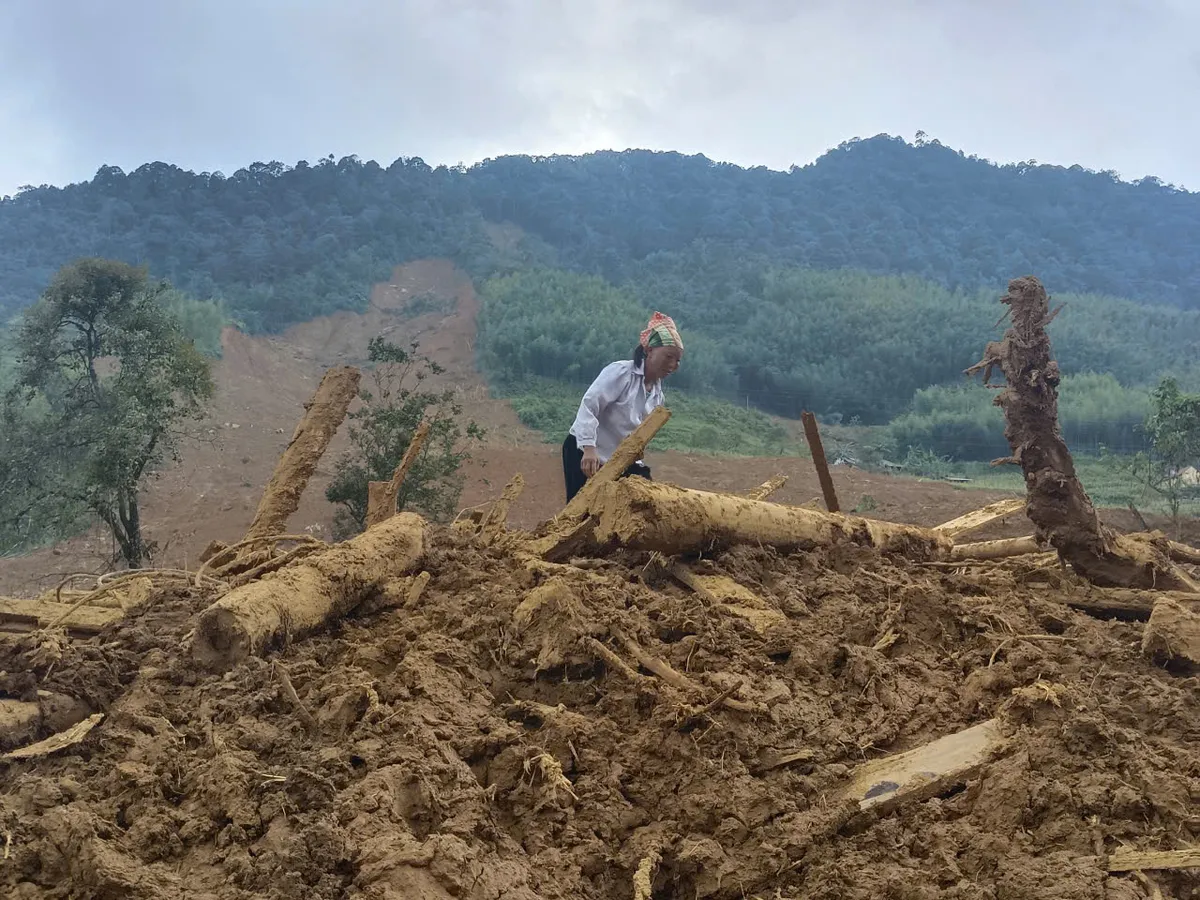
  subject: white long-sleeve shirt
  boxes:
[569,360,665,464]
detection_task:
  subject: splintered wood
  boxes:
[243,365,361,543]
[671,565,786,634]
[840,719,1006,814]
[366,418,433,529]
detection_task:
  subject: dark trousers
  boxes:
[562,434,651,502]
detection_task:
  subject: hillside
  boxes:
[3,134,1200,334]
[1,259,1182,597]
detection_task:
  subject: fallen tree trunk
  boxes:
[243,366,361,543]
[966,277,1197,593]
[192,512,426,670]
[571,478,954,560]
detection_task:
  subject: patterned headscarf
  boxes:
[639,311,683,351]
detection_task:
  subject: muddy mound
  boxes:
[1,520,1196,900]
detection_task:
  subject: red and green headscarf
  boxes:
[639,312,683,351]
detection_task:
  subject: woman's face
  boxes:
[646,345,682,381]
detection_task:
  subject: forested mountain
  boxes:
[3,134,1199,333]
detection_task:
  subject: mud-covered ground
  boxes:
[1,526,1197,900]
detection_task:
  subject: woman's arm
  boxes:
[571,363,624,474]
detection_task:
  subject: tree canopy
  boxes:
[3,134,1199,336]
[2,259,213,564]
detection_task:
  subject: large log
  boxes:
[193,512,426,670]
[243,366,361,543]
[967,277,1197,592]
[578,478,954,560]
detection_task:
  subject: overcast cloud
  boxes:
[1,0,1197,194]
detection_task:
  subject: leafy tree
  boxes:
[3,259,214,566]
[1125,377,1200,527]
[325,336,483,538]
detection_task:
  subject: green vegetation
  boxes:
[5,135,1200,336]
[501,377,795,457]
[1121,378,1200,524]
[325,337,484,538]
[885,373,1153,461]
[1,259,214,565]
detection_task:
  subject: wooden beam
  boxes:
[1062,589,1200,622]
[840,719,1006,814]
[934,497,1026,539]
[1106,849,1200,873]
[801,411,839,513]
[0,597,122,635]
[560,405,671,519]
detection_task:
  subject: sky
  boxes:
[1,0,1198,195]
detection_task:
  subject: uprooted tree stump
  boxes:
[192,512,426,670]
[967,276,1197,593]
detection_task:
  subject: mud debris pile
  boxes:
[1,499,1198,900]
[1,276,1197,899]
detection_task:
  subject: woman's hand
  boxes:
[581,446,601,477]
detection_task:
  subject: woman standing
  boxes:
[562,312,683,502]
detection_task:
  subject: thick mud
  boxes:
[1,527,1197,899]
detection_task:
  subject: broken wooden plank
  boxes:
[935,497,1026,539]
[801,411,839,512]
[3,713,104,760]
[840,718,1006,814]
[1106,848,1200,873]
[0,597,122,635]
[1142,598,1200,668]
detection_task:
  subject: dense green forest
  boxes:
[4,134,1200,331]
[3,132,1199,468]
